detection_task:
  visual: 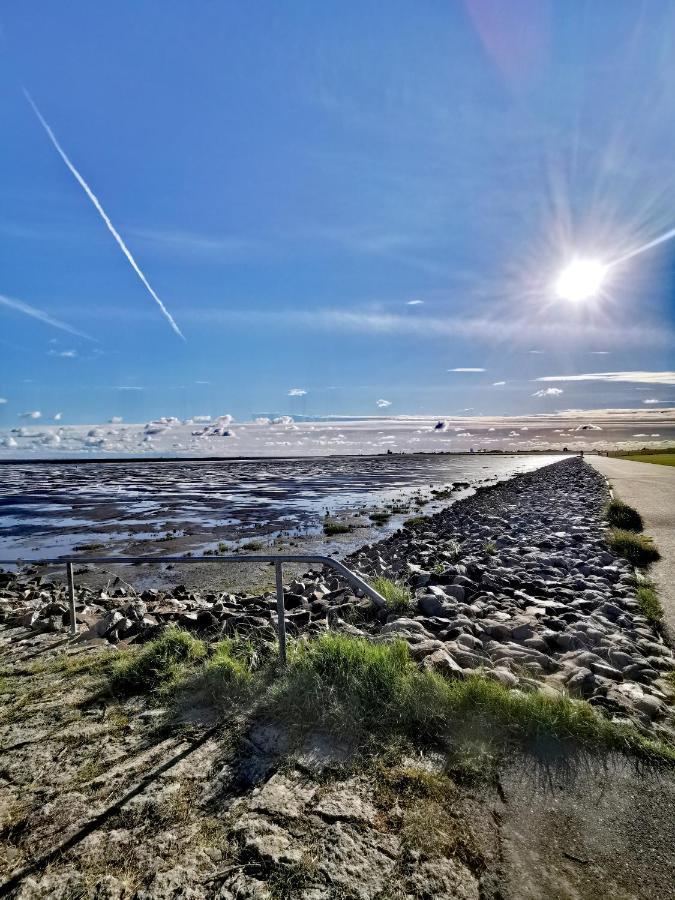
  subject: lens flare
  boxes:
[554,258,608,302]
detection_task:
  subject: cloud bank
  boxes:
[0,409,672,460]
[536,371,675,385]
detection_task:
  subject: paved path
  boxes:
[588,456,675,636]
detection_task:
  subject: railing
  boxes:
[0,555,387,663]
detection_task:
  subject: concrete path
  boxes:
[588,456,675,636]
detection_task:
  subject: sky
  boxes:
[0,0,674,442]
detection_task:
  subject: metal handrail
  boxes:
[0,554,387,663]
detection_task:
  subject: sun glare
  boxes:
[554,258,608,302]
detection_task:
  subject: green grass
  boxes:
[369,510,392,525]
[608,528,660,566]
[606,499,643,532]
[482,541,497,555]
[103,633,675,764]
[619,453,675,467]
[370,577,412,613]
[241,540,264,551]
[184,638,257,704]
[261,634,675,763]
[323,520,353,536]
[635,581,663,625]
[109,628,207,696]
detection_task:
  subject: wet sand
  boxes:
[0,453,562,592]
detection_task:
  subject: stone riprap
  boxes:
[348,458,675,735]
[1,458,673,736]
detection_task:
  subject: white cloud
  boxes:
[0,398,7,404]
[195,380,211,385]
[589,351,610,355]
[536,371,675,385]
[49,349,77,358]
[53,412,62,421]
[376,399,392,408]
[19,410,42,419]
[643,398,662,404]
[406,299,424,306]
[448,368,485,373]
[492,381,506,386]
[532,388,564,398]
[110,416,123,424]
[288,388,307,397]
[528,349,543,354]
[117,386,144,391]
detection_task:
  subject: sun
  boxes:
[554,258,608,302]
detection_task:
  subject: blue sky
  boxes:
[1,0,674,427]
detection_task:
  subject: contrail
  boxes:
[611,226,675,266]
[0,293,94,340]
[23,89,185,340]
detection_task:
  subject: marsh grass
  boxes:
[609,529,660,566]
[369,510,392,525]
[371,577,412,613]
[323,521,352,536]
[607,499,643,532]
[404,516,426,528]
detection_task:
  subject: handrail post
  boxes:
[66,562,77,637]
[274,560,287,665]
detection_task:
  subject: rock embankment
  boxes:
[1,458,673,735]
[348,458,674,734]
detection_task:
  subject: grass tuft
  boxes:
[608,528,660,566]
[635,581,663,625]
[370,577,412,613]
[323,521,352,536]
[607,499,643,532]
[261,634,675,763]
[194,638,257,701]
[109,628,206,696]
[241,540,264,551]
[369,510,392,525]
